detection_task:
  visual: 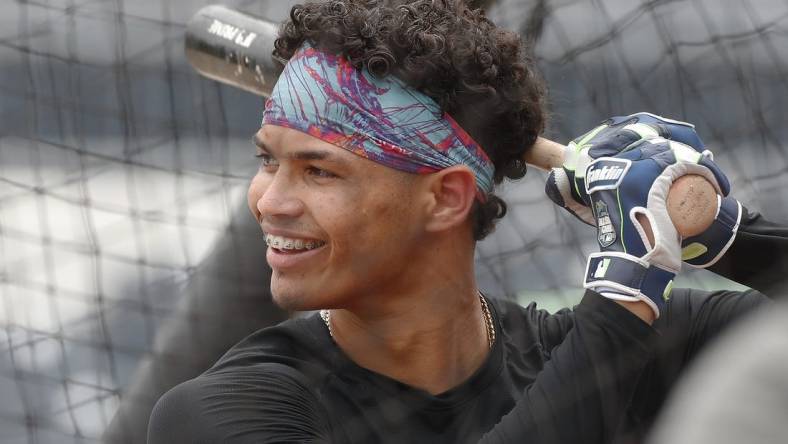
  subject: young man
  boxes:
[148,1,787,442]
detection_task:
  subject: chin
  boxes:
[270,280,322,312]
[270,289,306,311]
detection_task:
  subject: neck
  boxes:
[326,235,491,395]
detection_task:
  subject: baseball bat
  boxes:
[185,5,280,96]
[185,5,717,237]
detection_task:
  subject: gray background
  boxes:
[1,0,786,442]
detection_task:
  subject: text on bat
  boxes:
[207,19,257,48]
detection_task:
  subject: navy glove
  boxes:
[681,195,742,267]
[546,112,740,269]
[582,136,730,318]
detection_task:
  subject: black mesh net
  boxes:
[1,0,786,442]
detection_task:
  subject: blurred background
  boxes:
[1,0,786,442]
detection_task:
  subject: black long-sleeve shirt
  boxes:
[147,208,787,443]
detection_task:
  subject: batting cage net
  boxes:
[1,0,786,442]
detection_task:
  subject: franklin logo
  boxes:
[585,158,631,193]
[587,165,624,183]
[595,201,616,248]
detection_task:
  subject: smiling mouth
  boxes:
[265,234,326,254]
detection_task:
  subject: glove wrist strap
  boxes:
[584,252,675,318]
[683,197,742,268]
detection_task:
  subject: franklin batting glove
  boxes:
[546,112,710,226]
[546,112,740,269]
[582,138,730,319]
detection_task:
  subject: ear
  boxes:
[423,165,478,233]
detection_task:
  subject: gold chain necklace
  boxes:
[319,292,495,349]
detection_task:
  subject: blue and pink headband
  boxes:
[261,42,495,196]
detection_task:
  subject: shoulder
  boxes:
[209,313,335,380]
[148,361,329,443]
[487,296,553,324]
[147,315,335,442]
[488,296,576,335]
[487,296,576,358]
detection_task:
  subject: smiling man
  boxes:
[147,1,786,443]
[249,124,456,318]
[245,40,508,394]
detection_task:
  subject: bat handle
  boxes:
[526,137,717,238]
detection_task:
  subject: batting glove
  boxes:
[546,112,740,269]
[582,137,730,319]
[681,195,742,268]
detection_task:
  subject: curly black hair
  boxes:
[273,0,546,240]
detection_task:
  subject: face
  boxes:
[248,125,431,311]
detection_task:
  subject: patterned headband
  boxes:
[261,42,495,196]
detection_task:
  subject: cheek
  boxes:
[333,193,419,253]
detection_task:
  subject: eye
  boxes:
[255,153,278,170]
[307,166,337,179]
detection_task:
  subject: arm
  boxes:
[147,364,330,443]
[481,291,656,443]
[602,285,769,442]
[647,303,788,444]
[504,114,731,443]
[708,207,788,296]
[502,288,768,443]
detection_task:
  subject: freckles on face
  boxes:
[315,167,417,262]
[323,176,427,300]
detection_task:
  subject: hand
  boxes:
[545,112,739,268]
[681,195,742,268]
[581,137,729,319]
[545,112,714,223]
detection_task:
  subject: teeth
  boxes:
[265,234,325,251]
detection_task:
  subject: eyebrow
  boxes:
[252,133,349,165]
[291,150,336,161]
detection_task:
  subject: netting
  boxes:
[1,0,786,442]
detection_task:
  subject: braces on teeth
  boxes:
[265,234,324,250]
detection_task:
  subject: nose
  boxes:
[249,171,305,222]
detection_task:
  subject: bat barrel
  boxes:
[185,5,280,97]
